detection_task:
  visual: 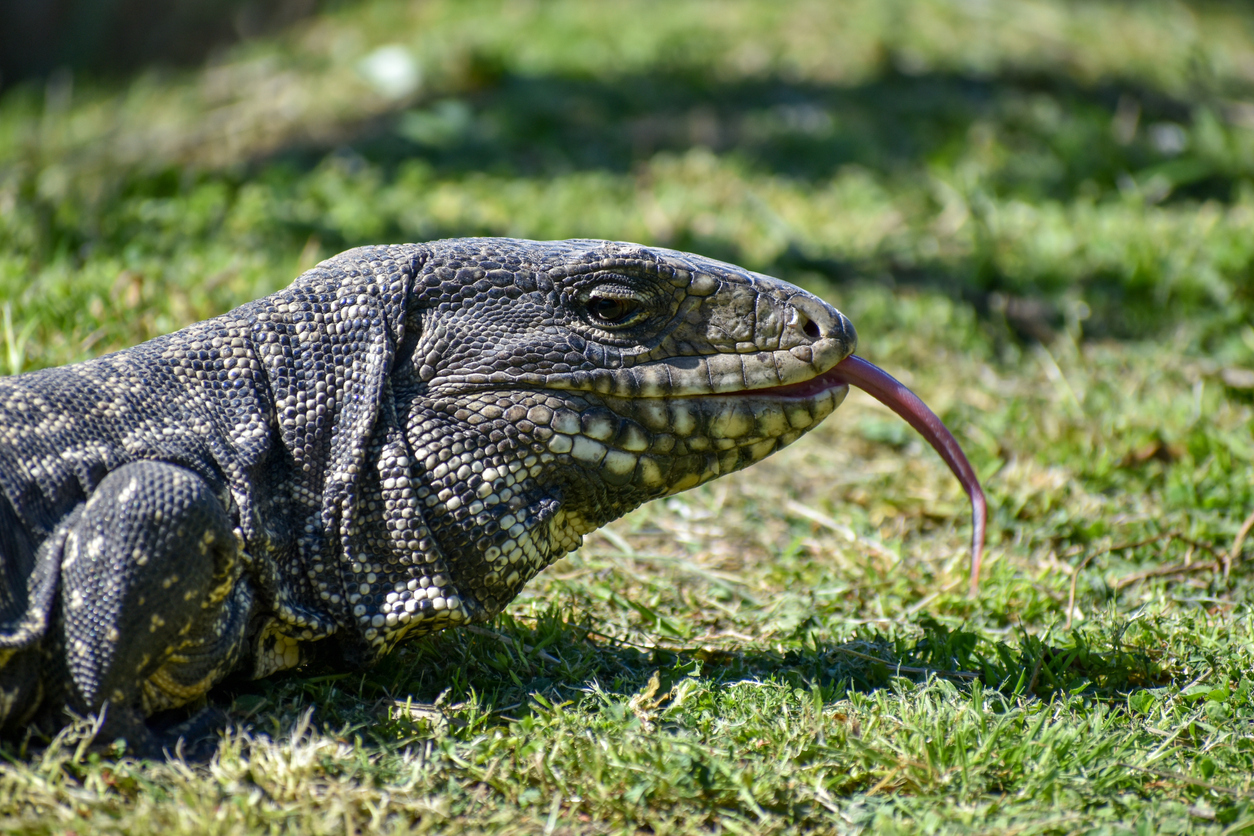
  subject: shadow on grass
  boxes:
[32,58,1249,339]
[0,607,1169,759]
[0,0,320,86]
[210,607,1173,751]
[83,60,1204,340]
[305,61,1222,201]
[10,48,1251,361]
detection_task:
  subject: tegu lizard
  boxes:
[0,238,984,753]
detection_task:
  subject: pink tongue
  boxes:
[830,355,987,596]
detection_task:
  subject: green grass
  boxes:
[2,0,1254,832]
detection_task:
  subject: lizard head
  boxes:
[391,238,857,616]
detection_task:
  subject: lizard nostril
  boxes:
[790,296,848,347]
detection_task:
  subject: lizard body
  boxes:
[0,237,962,752]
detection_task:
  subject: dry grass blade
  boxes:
[784,499,900,562]
[1117,764,1254,799]
[1066,532,1177,629]
[1225,508,1254,579]
[1111,560,1221,591]
[829,644,979,681]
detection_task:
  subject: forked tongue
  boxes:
[830,355,987,596]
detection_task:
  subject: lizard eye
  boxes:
[587,293,644,326]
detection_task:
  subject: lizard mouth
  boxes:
[752,354,987,597]
[733,363,851,401]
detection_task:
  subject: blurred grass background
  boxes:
[2,0,1254,833]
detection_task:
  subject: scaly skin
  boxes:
[0,238,862,751]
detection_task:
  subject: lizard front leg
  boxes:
[58,460,249,755]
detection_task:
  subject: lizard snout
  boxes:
[787,295,857,358]
[776,293,858,377]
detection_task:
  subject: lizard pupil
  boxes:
[588,295,636,324]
